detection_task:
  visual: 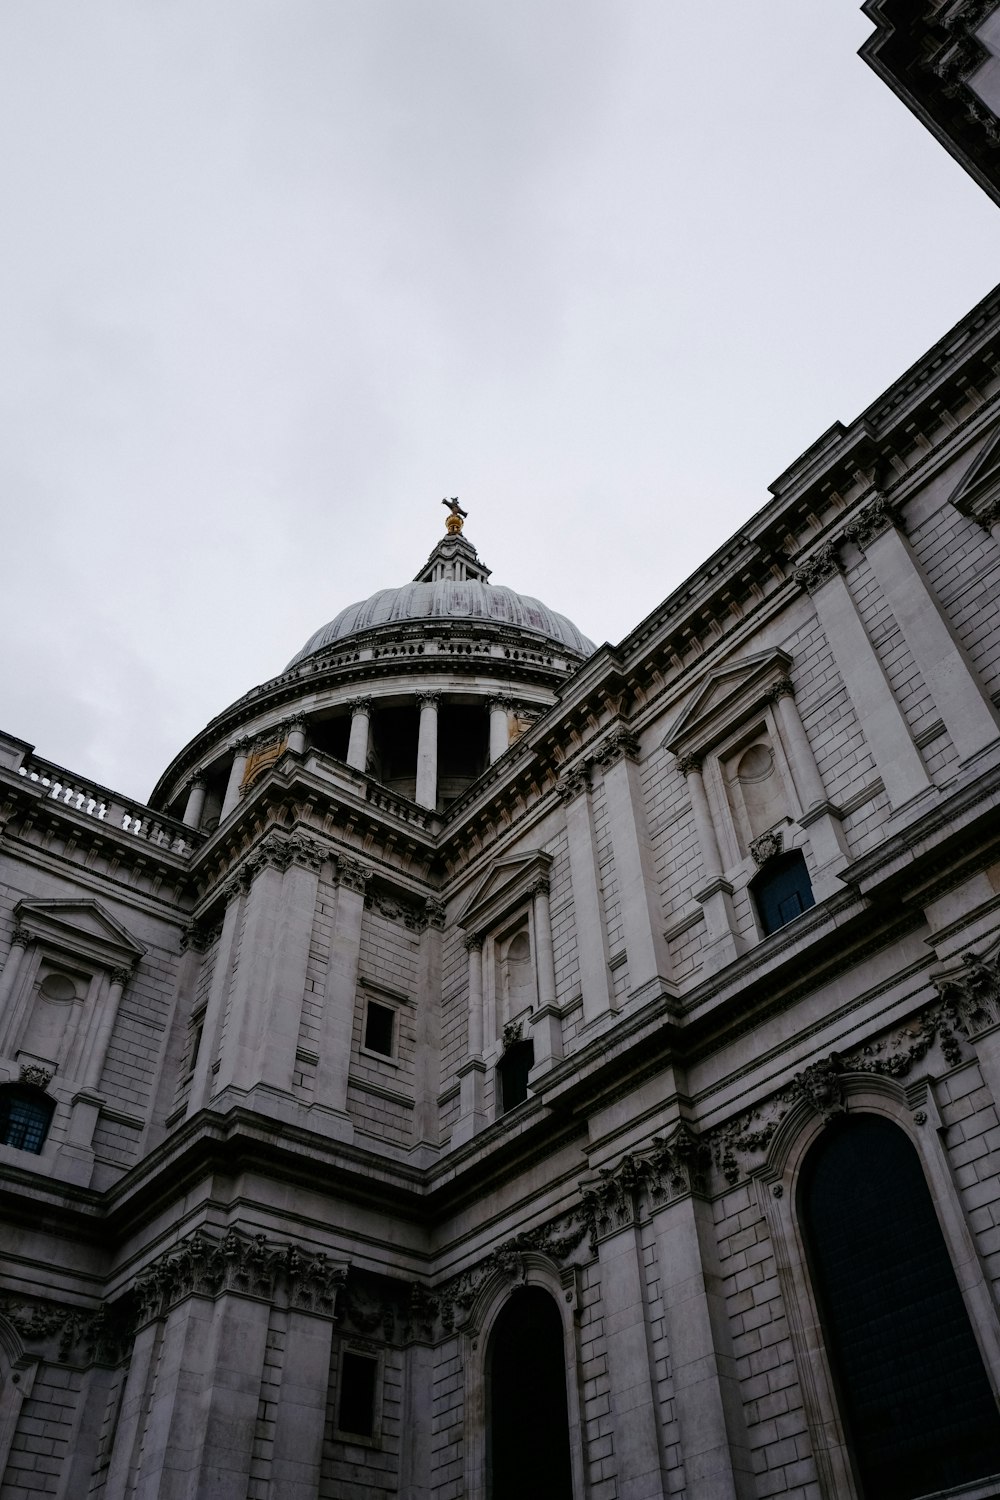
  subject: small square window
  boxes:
[337,1350,379,1440]
[364,1001,395,1057]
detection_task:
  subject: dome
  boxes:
[287,518,596,666]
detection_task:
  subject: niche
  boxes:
[726,736,791,854]
[500,926,536,1023]
[18,966,85,1072]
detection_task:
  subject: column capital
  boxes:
[185,772,207,791]
[528,876,551,899]
[416,690,441,708]
[843,492,903,551]
[230,734,253,754]
[793,541,843,593]
[556,762,591,803]
[347,696,373,716]
[765,674,795,704]
[463,931,483,952]
[10,925,31,949]
[486,696,512,713]
[334,855,371,894]
[676,751,703,778]
[595,728,640,769]
[109,966,133,989]
[421,896,447,931]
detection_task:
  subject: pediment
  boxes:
[949,423,1000,523]
[14,900,146,971]
[662,649,792,758]
[457,850,553,937]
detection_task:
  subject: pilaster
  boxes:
[679,754,741,970]
[311,855,371,1136]
[558,764,615,1024]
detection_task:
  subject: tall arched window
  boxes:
[800,1115,1000,1499]
[487,1287,573,1500]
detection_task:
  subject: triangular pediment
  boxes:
[662,649,792,757]
[457,849,553,937]
[15,900,146,970]
[949,424,1000,522]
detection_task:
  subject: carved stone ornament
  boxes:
[422,896,447,931]
[347,696,374,716]
[793,542,843,594]
[788,1055,845,1120]
[749,828,784,867]
[181,919,222,954]
[133,1226,348,1325]
[429,1210,588,1335]
[19,1063,52,1090]
[676,752,703,778]
[843,493,901,551]
[936,945,1000,1040]
[766,675,795,704]
[594,729,640,769]
[335,855,371,895]
[0,1295,131,1366]
[556,763,591,803]
[580,1123,711,1252]
[528,876,551,899]
[979,495,1000,532]
[502,1018,523,1050]
[109,966,133,989]
[10,925,31,949]
[463,931,484,952]
[416,691,441,708]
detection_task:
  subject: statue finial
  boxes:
[442,496,467,535]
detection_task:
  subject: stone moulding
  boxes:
[579,1122,712,1252]
[133,1226,348,1326]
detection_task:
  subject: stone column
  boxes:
[187,885,245,1116]
[597,729,673,1002]
[285,715,308,756]
[78,966,131,1092]
[558,764,615,1025]
[648,1149,754,1499]
[346,698,373,771]
[312,856,370,1137]
[586,1192,668,1500]
[849,497,1000,764]
[268,1307,336,1500]
[181,775,207,831]
[679,755,741,970]
[796,543,929,811]
[452,935,486,1145]
[488,698,510,764]
[212,849,284,1097]
[769,678,850,896]
[220,737,251,820]
[0,927,32,1056]
[413,898,444,1149]
[258,837,324,1096]
[416,692,440,810]
[528,878,562,1076]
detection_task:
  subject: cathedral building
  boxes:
[5,10,1000,1500]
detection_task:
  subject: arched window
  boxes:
[0,1085,54,1154]
[800,1115,1000,1499]
[487,1287,573,1500]
[750,848,814,935]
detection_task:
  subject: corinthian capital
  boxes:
[793,542,843,594]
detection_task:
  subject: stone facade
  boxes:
[5,22,1000,1500]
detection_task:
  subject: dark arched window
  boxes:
[800,1115,1000,1499]
[487,1287,573,1500]
[0,1085,54,1154]
[497,1039,534,1114]
[750,849,814,935]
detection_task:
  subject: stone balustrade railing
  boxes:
[16,757,202,856]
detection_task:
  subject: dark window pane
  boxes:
[498,1040,534,1113]
[0,1087,53,1154]
[338,1351,377,1438]
[751,850,815,935]
[364,1002,395,1056]
[801,1115,1000,1499]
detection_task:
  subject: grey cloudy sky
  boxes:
[3,1,1000,803]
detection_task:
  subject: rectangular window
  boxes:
[337,1350,379,1441]
[364,1000,395,1057]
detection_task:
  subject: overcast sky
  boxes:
[3,2,1000,803]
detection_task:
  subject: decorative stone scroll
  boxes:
[334,854,371,895]
[133,1226,348,1324]
[556,762,591,803]
[594,729,640,769]
[843,493,902,550]
[18,1063,52,1089]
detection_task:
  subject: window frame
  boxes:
[333,1341,384,1448]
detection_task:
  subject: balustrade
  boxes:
[16,758,201,855]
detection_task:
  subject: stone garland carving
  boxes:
[133,1227,347,1324]
[749,828,783,867]
[793,542,843,594]
[366,889,432,931]
[429,1213,588,1336]
[422,896,447,931]
[337,1275,398,1342]
[579,1123,712,1252]
[706,998,966,1186]
[19,1063,52,1089]
[502,1018,523,1050]
[0,1296,132,1366]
